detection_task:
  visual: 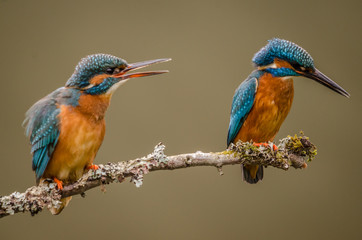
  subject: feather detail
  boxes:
[227,71,262,146]
[24,87,81,180]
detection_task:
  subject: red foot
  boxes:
[273,144,278,151]
[53,177,63,190]
[87,164,99,170]
[253,142,278,151]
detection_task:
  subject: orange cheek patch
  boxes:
[89,74,110,85]
[274,59,293,68]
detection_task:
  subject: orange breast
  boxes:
[43,94,110,182]
[234,73,294,143]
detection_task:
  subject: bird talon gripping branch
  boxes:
[53,177,63,190]
[253,143,278,151]
[272,144,278,151]
[87,164,99,170]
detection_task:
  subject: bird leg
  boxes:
[253,142,278,151]
[86,164,99,170]
[53,177,63,190]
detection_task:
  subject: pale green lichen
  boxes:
[225,133,317,170]
[219,150,239,157]
[279,132,317,162]
[131,175,143,188]
[0,182,63,217]
[1,136,317,218]
[148,143,168,164]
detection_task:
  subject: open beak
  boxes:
[113,58,171,80]
[300,68,350,98]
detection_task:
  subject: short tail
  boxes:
[48,197,72,215]
[242,164,263,184]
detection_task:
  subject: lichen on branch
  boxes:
[0,133,316,218]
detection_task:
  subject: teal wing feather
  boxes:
[24,88,81,181]
[227,73,259,146]
[24,92,61,180]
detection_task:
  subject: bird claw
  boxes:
[272,144,278,151]
[53,177,63,190]
[253,142,278,151]
[87,164,99,170]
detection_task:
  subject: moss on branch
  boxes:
[0,133,316,218]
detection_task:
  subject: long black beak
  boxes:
[301,68,350,98]
[113,58,171,80]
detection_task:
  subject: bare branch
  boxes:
[0,133,316,218]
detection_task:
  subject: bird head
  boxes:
[252,38,350,97]
[66,54,171,95]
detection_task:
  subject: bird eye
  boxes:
[106,68,114,74]
[291,63,304,72]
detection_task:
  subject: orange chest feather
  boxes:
[76,93,111,121]
[44,96,109,182]
[235,73,294,142]
[57,104,106,154]
[57,94,110,160]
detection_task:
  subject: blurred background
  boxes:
[1,0,361,239]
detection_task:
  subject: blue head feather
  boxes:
[66,54,127,89]
[264,67,300,78]
[252,38,314,69]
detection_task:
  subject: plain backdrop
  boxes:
[1,0,361,239]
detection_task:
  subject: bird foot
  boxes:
[53,177,63,190]
[87,164,99,170]
[253,142,278,151]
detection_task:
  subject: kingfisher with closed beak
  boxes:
[24,54,171,214]
[227,38,349,184]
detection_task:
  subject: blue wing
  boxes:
[227,73,259,146]
[24,92,61,180]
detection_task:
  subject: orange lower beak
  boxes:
[113,58,171,80]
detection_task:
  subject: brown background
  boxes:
[1,0,361,239]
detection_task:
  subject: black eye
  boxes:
[106,68,114,74]
[291,63,299,70]
[291,63,305,72]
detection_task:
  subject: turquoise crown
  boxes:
[66,54,126,88]
[252,38,314,69]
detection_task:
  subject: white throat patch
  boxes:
[106,79,129,95]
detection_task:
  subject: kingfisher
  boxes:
[24,54,171,214]
[227,38,349,184]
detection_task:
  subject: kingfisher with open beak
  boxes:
[227,38,349,183]
[24,54,171,214]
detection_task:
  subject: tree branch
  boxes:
[0,133,316,218]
